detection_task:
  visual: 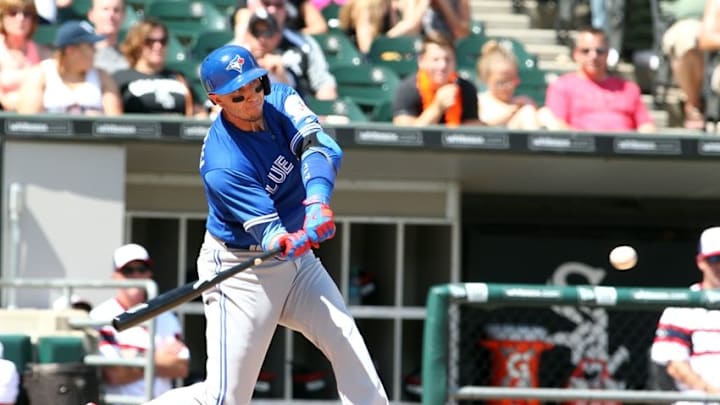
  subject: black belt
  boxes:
[224,243,263,252]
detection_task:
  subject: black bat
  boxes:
[112,247,282,331]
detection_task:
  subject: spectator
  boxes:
[337,0,419,55]
[556,0,623,67]
[16,19,122,115]
[243,11,295,86]
[114,19,205,117]
[34,0,70,24]
[233,0,337,100]
[339,0,469,55]
[392,32,481,127]
[420,0,471,42]
[0,0,51,111]
[0,342,19,405]
[661,0,705,129]
[476,39,553,130]
[87,0,130,74]
[544,26,655,132]
[89,243,189,403]
[698,0,720,114]
[235,0,327,37]
[650,226,720,398]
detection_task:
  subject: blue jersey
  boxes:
[199,83,328,248]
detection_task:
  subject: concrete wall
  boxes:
[2,141,125,308]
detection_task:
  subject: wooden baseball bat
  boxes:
[112,247,282,331]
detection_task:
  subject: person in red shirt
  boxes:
[544,27,656,133]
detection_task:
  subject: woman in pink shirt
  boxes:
[0,0,50,111]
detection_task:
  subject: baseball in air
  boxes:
[609,245,637,270]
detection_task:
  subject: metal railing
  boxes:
[423,282,720,405]
[0,278,158,404]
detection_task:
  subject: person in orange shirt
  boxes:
[392,32,482,127]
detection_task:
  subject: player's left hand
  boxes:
[303,201,336,244]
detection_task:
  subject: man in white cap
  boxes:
[0,342,19,405]
[650,227,720,400]
[89,243,189,404]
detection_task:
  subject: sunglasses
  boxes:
[144,36,168,47]
[5,8,33,17]
[119,264,150,276]
[577,47,608,55]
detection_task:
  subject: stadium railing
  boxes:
[423,282,720,404]
[0,278,159,405]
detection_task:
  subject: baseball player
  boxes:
[147,44,388,405]
[650,226,720,402]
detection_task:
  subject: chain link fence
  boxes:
[422,283,720,405]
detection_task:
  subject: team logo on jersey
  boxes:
[226,55,245,73]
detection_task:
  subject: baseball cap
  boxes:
[113,243,152,271]
[249,9,279,38]
[699,227,720,261]
[54,20,106,49]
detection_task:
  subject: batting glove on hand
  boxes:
[269,230,311,259]
[303,200,336,244]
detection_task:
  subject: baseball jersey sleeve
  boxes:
[650,307,692,365]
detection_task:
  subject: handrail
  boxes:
[0,278,158,404]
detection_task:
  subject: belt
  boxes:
[224,243,263,252]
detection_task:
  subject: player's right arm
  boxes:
[203,169,310,259]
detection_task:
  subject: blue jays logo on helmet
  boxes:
[200,45,268,96]
[227,55,244,73]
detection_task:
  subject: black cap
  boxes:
[249,9,279,38]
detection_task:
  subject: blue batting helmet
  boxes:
[200,45,270,96]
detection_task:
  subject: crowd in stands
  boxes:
[0,0,716,132]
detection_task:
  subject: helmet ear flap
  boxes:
[261,75,271,95]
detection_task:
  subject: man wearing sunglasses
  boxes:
[233,0,338,100]
[544,26,656,133]
[89,243,189,404]
[650,226,720,400]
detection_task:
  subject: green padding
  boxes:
[422,285,450,405]
[36,336,85,364]
[0,334,33,373]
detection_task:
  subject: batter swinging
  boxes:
[146,45,388,404]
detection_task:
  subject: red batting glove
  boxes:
[303,201,336,244]
[269,230,311,259]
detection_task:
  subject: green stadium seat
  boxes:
[312,30,363,70]
[456,35,538,74]
[321,3,341,29]
[516,68,558,105]
[189,30,233,60]
[305,96,369,122]
[33,23,60,47]
[204,0,236,17]
[0,334,33,373]
[332,64,400,122]
[36,336,85,364]
[121,4,141,31]
[166,32,191,63]
[56,0,92,23]
[455,34,488,71]
[145,0,229,45]
[366,35,421,79]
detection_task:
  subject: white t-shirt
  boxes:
[0,342,19,404]
[89,298,189,401]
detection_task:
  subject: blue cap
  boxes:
[200,45,268,95]
[54,20,106,49]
